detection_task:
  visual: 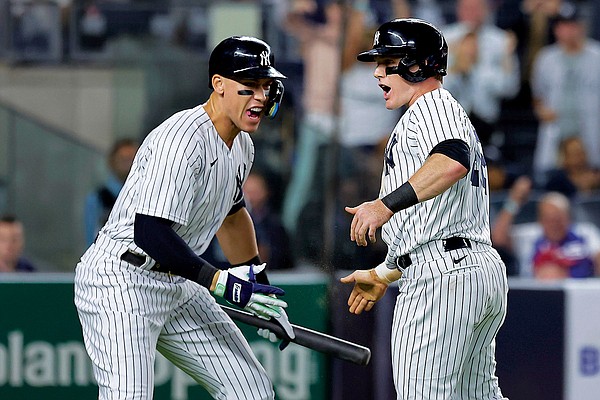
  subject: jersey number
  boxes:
[470,131,487,192]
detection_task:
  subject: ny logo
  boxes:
[373,31,380,46]
[259,51,270,66]
[233,164,247,203]
[384,134,397,175]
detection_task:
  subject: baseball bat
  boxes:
[221,305,371,366]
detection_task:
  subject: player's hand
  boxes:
[257,328,278,342]
[345,199,393,246]
[272,306,295,350]
[340,269,389,314]
[257,306,295,351]
[213,264,287,318]
[509,175,532,205]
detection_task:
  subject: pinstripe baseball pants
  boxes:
[391,241,509,400]
[74,238,274,400]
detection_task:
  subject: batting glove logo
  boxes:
[233,283,242,304]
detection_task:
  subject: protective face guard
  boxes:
[384,52,435,83]
[234,78,285,119]
[265,79,284,119]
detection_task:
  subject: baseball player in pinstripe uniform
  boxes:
[341,19,509,399]
[74,36,293,400]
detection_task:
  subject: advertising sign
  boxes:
[0,273,329,400]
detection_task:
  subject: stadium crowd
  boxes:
[1,0,599,280]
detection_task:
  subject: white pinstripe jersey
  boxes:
[99,104,254,256]
[381,88,491,268]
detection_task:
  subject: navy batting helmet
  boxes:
[357,18,448,83]
[208,36,286,89]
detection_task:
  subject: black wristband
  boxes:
[194,262,219,289]
[381,181,419,213]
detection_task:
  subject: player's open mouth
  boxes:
[380,84,391,100]
[379,84,391,94]
[247,107,262,119]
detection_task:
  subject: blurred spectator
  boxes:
[544,136,600,198]
[0,214,36,273]
[281,0,404,263]
[337,10,403,200]
[496,0,563,83]
[11,1,62,60]
[407,0,446,28]
[492,187,600,278]
[531,2,600,180]
[243,171,295,270]
[280,0,346,235]
[491,175,533,275]
[532,192,600,279]
[84,138,138,245]
[281,0,409,237]
[442,0,520,149]
[485,138,526,192]
[78,2,108,51]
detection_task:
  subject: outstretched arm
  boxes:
[346,153,468,246]
[340,269,394,314]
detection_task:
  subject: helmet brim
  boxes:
[234,66,287,80]
[357,46,408,62]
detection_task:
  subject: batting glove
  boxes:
[213,264,288,319]
[257,306,295,350]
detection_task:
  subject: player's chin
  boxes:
[384,97,400,110]
[240,113,263,132]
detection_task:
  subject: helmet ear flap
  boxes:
[265,79,284,119]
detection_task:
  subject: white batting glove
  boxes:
[272,306,295,340]
[257,328,278,342]
[256,306,295,350]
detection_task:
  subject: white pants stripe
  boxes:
[74,242,274,400]
[391,243,509,400]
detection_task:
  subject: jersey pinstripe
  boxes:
[380,88,491,268]
[74,104,274,399]
[100,104,253,257]
[75,245,274,400]
[378,88,508,400]
[391,247,508,399]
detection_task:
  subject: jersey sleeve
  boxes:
[409,96,471,156]
[135,128,201,226]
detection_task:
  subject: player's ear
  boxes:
[212,75,225,94]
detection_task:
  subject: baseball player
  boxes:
[340,19,509,399]
[74,36,294,400]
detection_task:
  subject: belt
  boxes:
[395,237,472,269]
[120,250,162,271]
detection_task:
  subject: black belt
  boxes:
[120,250,162,271]
[395,237,472,269]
